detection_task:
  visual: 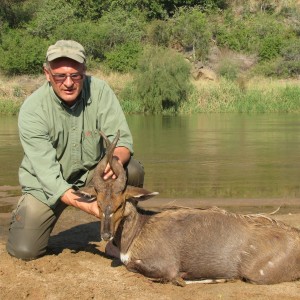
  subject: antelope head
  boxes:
[75,130,157,241]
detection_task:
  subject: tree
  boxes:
[0,28,48,74]
[170,7,211,61]
[0,0,37,28]
[26,0,76,38]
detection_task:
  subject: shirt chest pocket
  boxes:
[81,130,101,162]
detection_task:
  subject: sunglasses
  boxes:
[49,72,84,83]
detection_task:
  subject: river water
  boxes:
[1,114,300,199]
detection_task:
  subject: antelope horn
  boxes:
[99,130,120,171]
[93,131,126,192]
[100,131,127,189]
[94,131,120,176]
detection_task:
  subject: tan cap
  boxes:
[46,40,86,63]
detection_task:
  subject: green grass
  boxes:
[179,78,300,114]
[0,99,22,116]
[1,76,300,115]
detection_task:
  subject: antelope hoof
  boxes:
[172,277,186,287]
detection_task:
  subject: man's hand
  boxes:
[103,146,130,180]
[61,189,100,218]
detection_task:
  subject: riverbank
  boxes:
[1,185,300,299]
[1,72,300,115]
[0,70,132,115]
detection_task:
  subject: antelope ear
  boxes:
[125,186,159,202]
[73,187,97,202]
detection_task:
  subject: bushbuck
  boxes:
[74,130,148,241]
[112,198,300,286]
[75,131,300,286]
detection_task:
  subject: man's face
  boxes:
[44,58,86,106]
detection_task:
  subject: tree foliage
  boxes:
[0,0,37,28]
[105,42,143,73]
[170,7,211,61]
[214,11,294,59]
[27,0,76,38]
[0,0,299,78]
[96,0,227,19]
[99,8,146,47]
[52,20,108,60]
[0,29,48,74]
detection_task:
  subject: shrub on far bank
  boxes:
[0,29,48,75]
[170,7,212,61]
[0,99,22,115]
[251,36,300,78]
[120,46,192,114]
[104,42,143,73]
[214,11,294,62]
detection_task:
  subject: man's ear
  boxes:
[43,64,51,82]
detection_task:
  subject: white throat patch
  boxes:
[120,252,131,264]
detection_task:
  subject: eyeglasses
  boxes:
[49,72,84,83]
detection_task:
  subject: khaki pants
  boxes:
[6,158,144,260]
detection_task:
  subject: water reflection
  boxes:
[128,114,300,198]
[1,114,300,199]
[0,116,23,186]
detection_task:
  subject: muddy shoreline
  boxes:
[1,185,300,299]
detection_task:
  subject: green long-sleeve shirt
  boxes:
[18,76,133,208]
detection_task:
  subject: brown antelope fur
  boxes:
[112,196,300,287]
[75,131,300,286]
[74,131,154,241]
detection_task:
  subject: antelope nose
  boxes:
[101,232,112,241]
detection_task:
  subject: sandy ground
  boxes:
[1,186,300,300]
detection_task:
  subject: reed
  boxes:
[0,99,22,115]
[180,77,300,114]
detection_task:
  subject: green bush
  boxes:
[0,29,48,75]
[119,83,144,114]
[26,0,76,38]
[251,58,285,78]
[0,99,22,115]
[253,37,300,78]
[258,35,283,61]
[214,11,293,57]
[105,42,143,72]
[53,21,108,61]
[54,8,146,63]
[146,19,170,47]
[68,0,103,21]
[213,11,254,52]
[278,38,300,77]
[218,57,239,80]
[92,0,227,20]
[170,7,211,61]
[0,0,38,29]
[121,46,192,114]
[99,8,146,46]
